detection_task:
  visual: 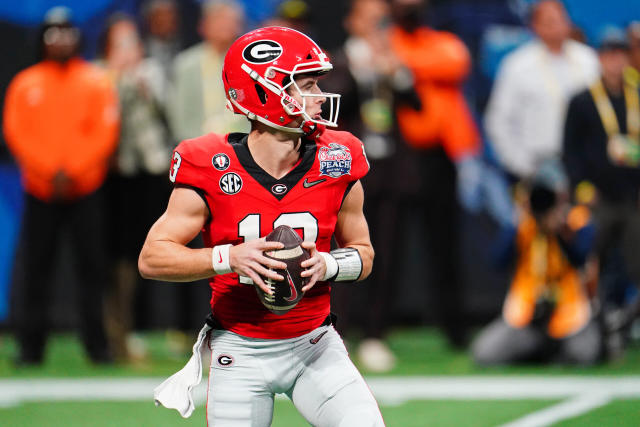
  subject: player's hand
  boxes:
[229,238,287,295]
[300,242,326,292]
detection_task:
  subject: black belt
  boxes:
[205,312,337,330]
[322,313,337,327]
[205,313,223,330]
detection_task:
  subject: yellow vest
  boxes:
[503,207,591,338]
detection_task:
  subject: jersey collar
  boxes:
[228,133,317,201]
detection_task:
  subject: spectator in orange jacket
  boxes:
[3,7,119,365]
[390,4,479,159]
[389,0,482,347]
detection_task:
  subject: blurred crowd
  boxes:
[2,0,640,372]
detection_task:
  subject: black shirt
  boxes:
[562,84,640,204]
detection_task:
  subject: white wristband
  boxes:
[330,248,363,282]
[212,244,233,275]
[320,252,339,281]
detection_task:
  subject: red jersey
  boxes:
[170,130,369,338]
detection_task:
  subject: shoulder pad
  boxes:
[169,134,229,187]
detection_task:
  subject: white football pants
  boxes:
[206,324,384,426]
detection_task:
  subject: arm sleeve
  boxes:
[440,93,481,161]
[166,65,188,143]
[3,75,57,179]
[562,95,588,193]
[167,57,202,143]
[66,74,120,177]
[491,224,518,269]
[409,33,471,84]
[558,223,595,267]
[484,60,530,177]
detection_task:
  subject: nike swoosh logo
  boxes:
[309,330,328,345]
[303,178,326,188]
[284,270,298,302]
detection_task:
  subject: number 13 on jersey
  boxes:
[238,212,318,242]
[169,152,182,182]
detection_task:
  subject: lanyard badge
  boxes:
[589,80,640,167]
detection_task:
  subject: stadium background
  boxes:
[1,0,639,331]
[1,0,640,425]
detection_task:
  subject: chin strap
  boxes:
[301,120,326,139]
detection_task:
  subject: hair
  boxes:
[629,21,640,39]
[201,0,243,18]
[527,159,568,215]
[347,0,383,16]
[36,22,81,61]
[529,184,557,216]
[141,0,177,20]
[527,0,565,25]
[97,12,138,59]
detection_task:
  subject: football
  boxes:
[255,225,310,315]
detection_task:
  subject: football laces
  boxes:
[263,277,276,303]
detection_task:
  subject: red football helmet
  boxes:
[222,26,340,136]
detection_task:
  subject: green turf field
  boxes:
[0,399,564,427]
[1,328,639,426]
[554,399,640,426]
[3,328,640,377]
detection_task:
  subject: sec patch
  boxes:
[220,172,242,195]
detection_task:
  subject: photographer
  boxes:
[471,162,602,365]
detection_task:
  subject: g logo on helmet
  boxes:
[243,40,283,64]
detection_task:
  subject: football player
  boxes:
[139,26,383,426]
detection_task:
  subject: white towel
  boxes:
[153,322,212,417]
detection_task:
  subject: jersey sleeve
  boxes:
[168,138,212,190]
[346,133,369,181]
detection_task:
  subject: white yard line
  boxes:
[365,376,640,401]
[0,378,163,408]
[1,376,639,425]
[498,393,612,427]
